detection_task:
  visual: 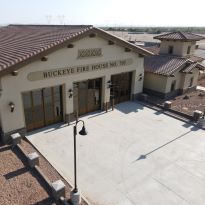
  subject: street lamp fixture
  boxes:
[71,120,88,205]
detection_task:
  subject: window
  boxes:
[187,46,191,54]
[170,80,176,92]
[189,77,194,87]
[168,46,174,54]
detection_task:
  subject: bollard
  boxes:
[51,180,65,201]
[27,152,39,168]
[11,133,21,147]
[164,101,172,109]
[193,110,203,122]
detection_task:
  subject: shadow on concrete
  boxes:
[190,126,201,131]
[134,130,192,162]
[88,110,112,119]
[182,122,193,128]
[27,123,69,135]
[115,101,144,114]
[154,110,163,115]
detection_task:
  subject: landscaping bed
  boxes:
[146,89,205,117]
[170,90,205,116]
[0,144,55,205]
[0,139,89,205]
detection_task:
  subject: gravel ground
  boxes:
[0,139,88,205]
[20,139,88,205]
[146,89,205,116]
[170,90,205,115]
[170,77,205,115]
[0,143,55,205]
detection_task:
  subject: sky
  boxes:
[0,0,205,27]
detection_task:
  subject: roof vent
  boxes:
[108,40,115,45]
[67,44,74,48]
[41,56,48,61]
[125,48,131,52]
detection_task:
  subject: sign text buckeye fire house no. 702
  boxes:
[27,58,133,81]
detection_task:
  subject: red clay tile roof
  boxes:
[139,45,160,55]
[0,25,152,76]
[144,55,205,76]
[141,45,205,63]
[154,32,205,41]
[181,63,198,73]
[189,55,205,63]
[0,25,93,72]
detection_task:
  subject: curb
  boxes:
[135,100,205,131]
[24,138,92,205]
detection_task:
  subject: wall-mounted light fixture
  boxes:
[12,70,18,76]
[107,80,112,88]
[68,89,73,98]
[9,102,15,112]
[138,73,143,81]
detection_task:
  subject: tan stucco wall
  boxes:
[144,68,199,95]
[143,72,168,93]
[164,71,182,93]
[182,68,199,89]
[0,35,144,133]
[159,40,196,56]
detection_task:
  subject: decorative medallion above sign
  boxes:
[78,48,102,58]
[27,58,133,81]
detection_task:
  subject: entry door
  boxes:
[111,72,132,104]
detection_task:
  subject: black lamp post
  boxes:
[73,120,88,193]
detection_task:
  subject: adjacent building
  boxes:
[143,32,205,98]
[0,25,151,142]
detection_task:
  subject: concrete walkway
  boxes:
[26,102,205,205]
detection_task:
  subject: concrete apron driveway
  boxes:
[26,102,205,205]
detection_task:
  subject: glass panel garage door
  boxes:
[22,85,63,131]
[111,72,132,104]
[74,78,101,116]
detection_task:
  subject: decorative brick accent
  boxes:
[78,48,102,58]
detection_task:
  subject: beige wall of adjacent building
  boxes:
[159,40,196,56]
[143,72,168,93]
[0,35,144,134]
[144,69,200,95]
[182,68,199,89]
